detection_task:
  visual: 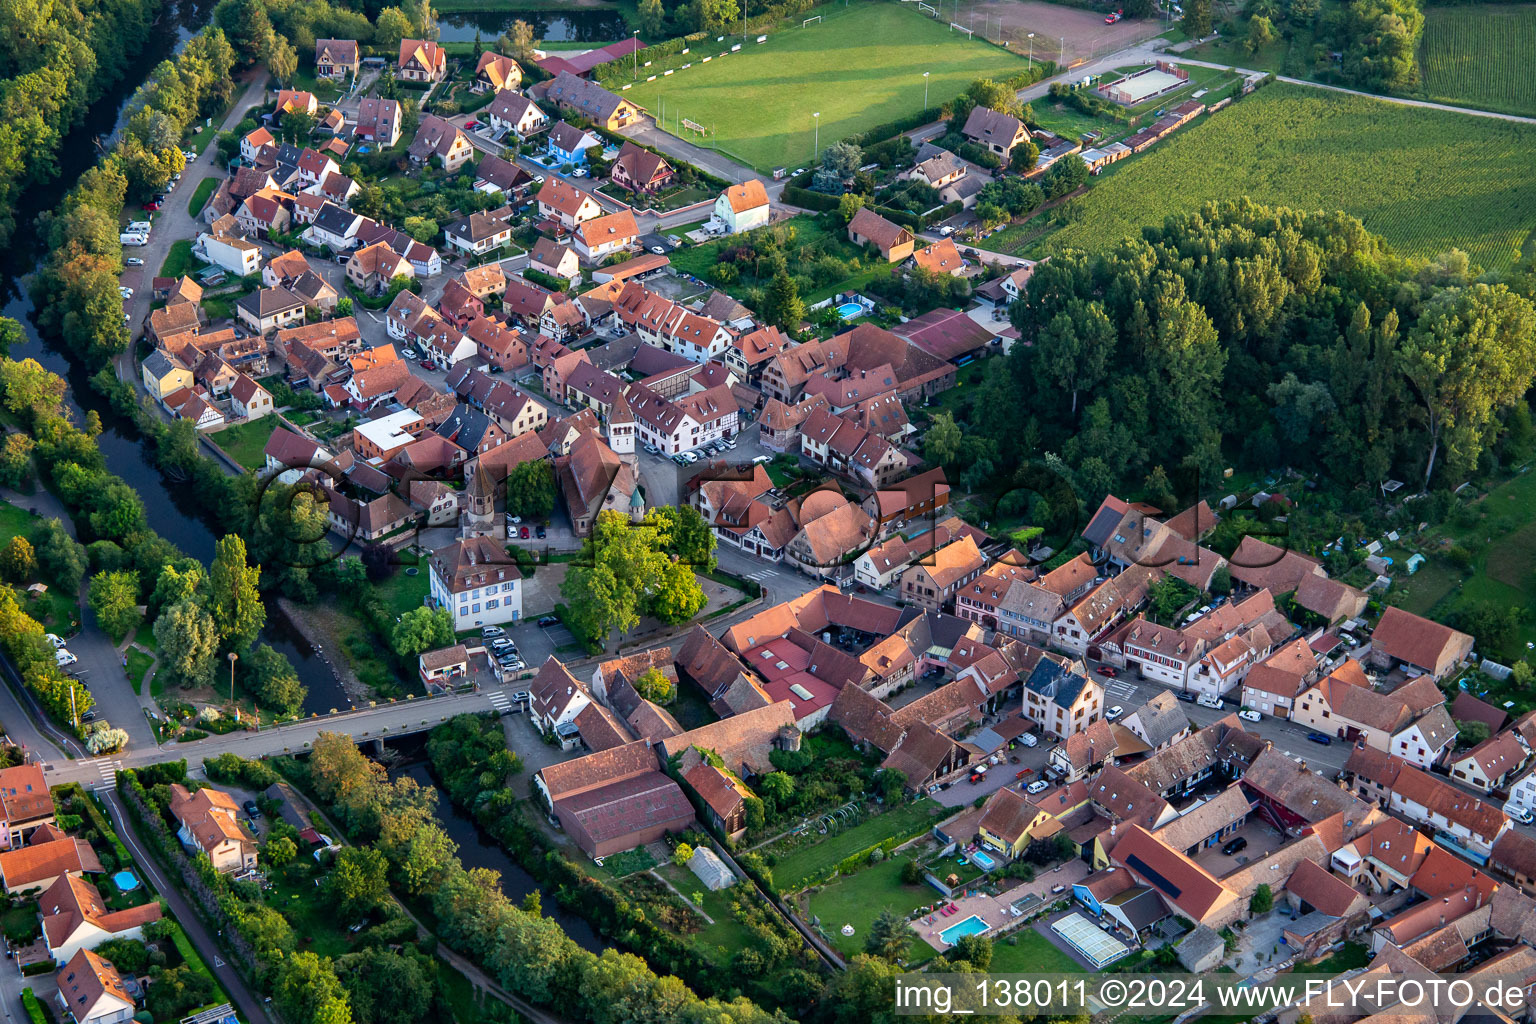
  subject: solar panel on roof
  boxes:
[1126,853,1183,899]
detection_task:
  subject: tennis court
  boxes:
[1051,912,1130,967]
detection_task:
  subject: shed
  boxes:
[688,846,737,891]
[1176,923,1225,972]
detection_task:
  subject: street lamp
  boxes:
[632,31,639,79]
[923,71,930,109]
[228,651,239,722]
[1028,32,1035,66]
[812,111,820,162]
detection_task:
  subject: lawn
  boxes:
[1420,5,1536,118]
[209,418,275,472]
[0,500,38,546]
[621,3,1036,172]
[805,854,935,960]
[653,863,758,958]
[158,239,206,280]
[125,648,154,696]
[1389,466,1536,664]
[187,176,221,217]
[373,555,429,619]
[767,798,945,891]
[1031,85,1536,271]
[989,927,1085,974]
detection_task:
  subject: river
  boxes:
[403,761,603,951]
[436,8,629,43]
[0,0,351,715]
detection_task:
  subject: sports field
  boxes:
[621,4,1033,172]
[1420,5,1536,118]
[1029,85,1536,270]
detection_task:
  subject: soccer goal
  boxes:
[802,14,822,26]
[917,3,937,14]
[949,21,974,36]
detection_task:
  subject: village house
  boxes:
[537,177,604,228]
[541,71,640,130]
[962,105,1029,157]
[898,535,986,612]
[474,51,521,92]
[345,241,414,295]
[1240,638,1321,719]
[573,209,640,264]
[397,38,446,83]
[1024,656,1103,739]
[714,180,771,234]
[444,211,512,256]
[1289,661,1454,768]
[903,145,967,188]
[533,738,695,858]
[486,90,548,139]
[228,374,273,420]
[409,114,474,172]
[194,222,263,276]
[54,949,135,1024]
[168,784,257,874]
[611,142,674,195]
[530,237,581,285]
[1448,731,1531,793]
[40,875,162,966]
[847,207,915,261]
[1369,606,1475,681]
[474,153,535,196]
[354,97,402,147]
[1343,746,1510,858]
[314,38,358,81]
[429,535,523,631]
[235,287,306,336]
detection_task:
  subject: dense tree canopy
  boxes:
[939,202,1536,527]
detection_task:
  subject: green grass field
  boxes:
[766,799,944,890]
[989,928,1085,974]
[1031,85,1536,270]
[805,854,935,960]
[622,4,1033,172]
[209,418,273,471]
[187,176,221,217]
[1420,5,1536,118]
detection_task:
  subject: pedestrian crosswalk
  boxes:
[1105,681,1138,701]
[88,757,122,791]
[487,690,513,714]
[743,569,776,582]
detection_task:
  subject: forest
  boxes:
[927,200,1536,544]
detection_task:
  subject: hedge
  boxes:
[22,988,47,1023]
[781,185,839,211]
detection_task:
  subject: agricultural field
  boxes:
[1419,5,1536,117]
[1026,85,1536,270]
[622,4,1034,172]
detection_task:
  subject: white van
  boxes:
[1196,693,1223,710]
[127,220,152,232]
[119,233,148,246]
[1019,732,1038,747]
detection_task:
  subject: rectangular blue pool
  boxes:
[836,302,863,320]
[971,850,997,870]
[939,914,990,945]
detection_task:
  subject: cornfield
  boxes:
[1420,6,1536,119]
[1036,85,1536,270]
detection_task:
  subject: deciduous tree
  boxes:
[208,534,264,652]
[88,569,140,640]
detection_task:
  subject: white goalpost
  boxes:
[802,14,822,26]
[917,3,937,15]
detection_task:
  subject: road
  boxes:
[118,73,271,368]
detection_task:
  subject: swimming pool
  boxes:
[971,850,997,870]
[836,302,863,320]
[939,914,990,945]
[112,870,140,892]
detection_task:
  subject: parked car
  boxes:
[55,649,77,667]
[1105,705,1124,721]
[1306,730,1333,745]
[512,691,532,704]
[125,257,143,266]
[1196,693,1223,710]
[143,201,161,211]
[1509,803,1535,825]
[537,616,559,627]
[1105,8,1123,22]
[419,359,434,370]
[649,245,666,255]
[1238,709,1262,723]
[536,524,546,539]
[119,287,134,298]
[45,634,66,649]
[1221,836,1248,856]
[243,800,261,819]
[1095,665,1117,677]
[1025,779,1050,794]
[644,444,659,455]
[1176,690,1196,703]
[520,526,530,538]
[482,626,504,638]
[1019,732,1038,747]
